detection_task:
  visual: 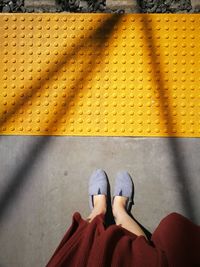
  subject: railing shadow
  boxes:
[0,14,119,131]
[139,14,197,222]
[0,14,123,222]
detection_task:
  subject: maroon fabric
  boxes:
[46,212,200,267]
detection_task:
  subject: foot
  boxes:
[87,194,107,222]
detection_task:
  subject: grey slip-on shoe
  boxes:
[113,171,134,213]
[88,169,108,211]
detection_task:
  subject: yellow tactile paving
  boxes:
[0,14,200,137]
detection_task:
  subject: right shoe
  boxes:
[113,171,134,213]
[88,169,108,211]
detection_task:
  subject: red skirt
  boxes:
[46,212,200,267]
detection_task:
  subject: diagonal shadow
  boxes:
[0,14,119,130]
[0,14,123,222]
[139,14,197,222]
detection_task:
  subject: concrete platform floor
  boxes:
[0,136,199,267]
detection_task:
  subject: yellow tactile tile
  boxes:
[0,14,200,137]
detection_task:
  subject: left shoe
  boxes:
[88,169,108,211]
[113,171,134,213]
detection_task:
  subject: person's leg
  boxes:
[87,195,107,222]
[113,196,147,239]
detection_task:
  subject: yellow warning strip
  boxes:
[0,14,200,137]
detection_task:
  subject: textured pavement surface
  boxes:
[0,136,199,267]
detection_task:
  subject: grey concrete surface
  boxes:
[191,0,200,8]
[0,136,199,267]
[24,0,56,7]
[107,0,139,11]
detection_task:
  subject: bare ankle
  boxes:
[87,195,107,222]
[112,196,128,218]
